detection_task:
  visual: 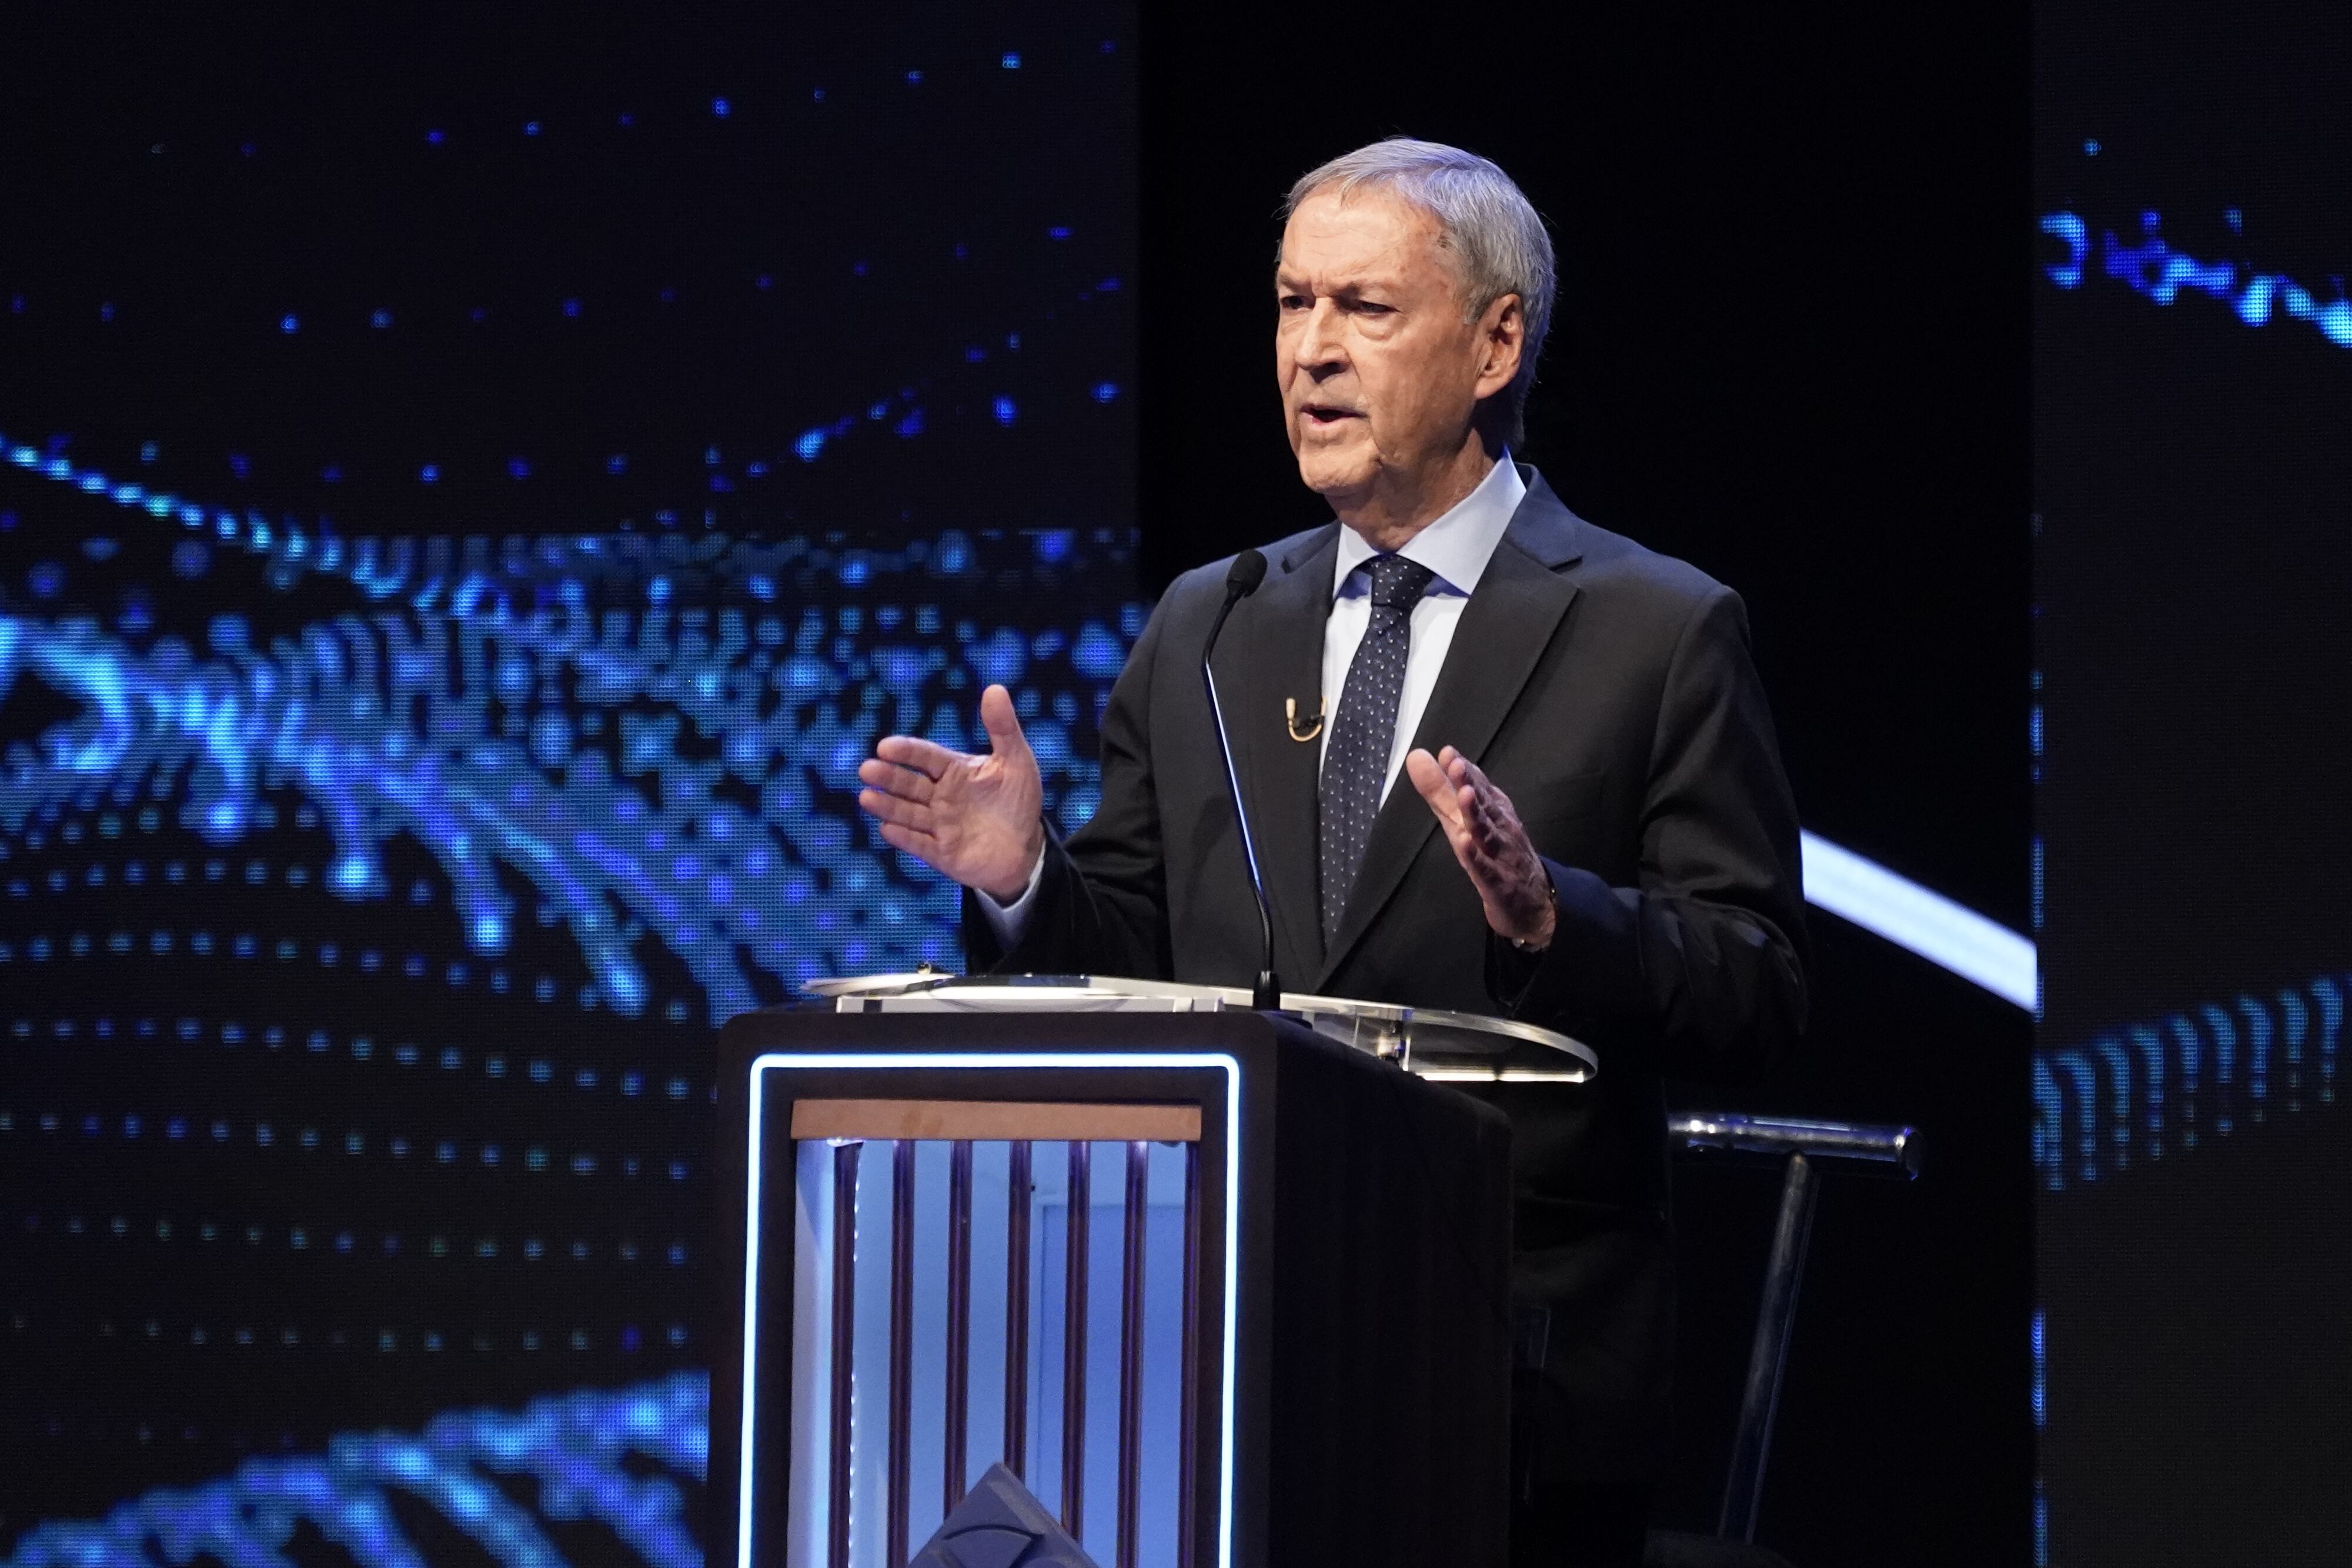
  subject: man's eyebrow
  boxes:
[1273,273,1396,296]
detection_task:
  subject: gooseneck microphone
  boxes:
[1201,549,1282,1009]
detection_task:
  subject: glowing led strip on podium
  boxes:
[737,1050,1245,1568]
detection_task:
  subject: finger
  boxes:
[1428,793,1478,855]
[1452,754,1506,813]
[1469,803,1528,868]
[1464,780,1515,850]
[1458,799,1496,860]
[1406,749,1466,831]
[858,788,936,833]
[1402,785,1477,870]
[876,734,961,778]
[1458,825,1508,882]
[977,684,1033,759]
[1452,758,1518,837]
[1456,779,1495,841]
[1448,760,1492,829]
[857,757,936,803]
[1468,805,1507,858]
[1452,779,1517,860]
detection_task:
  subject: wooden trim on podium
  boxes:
[790,1099,1202,1144]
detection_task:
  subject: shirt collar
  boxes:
[1331,452,1527,601]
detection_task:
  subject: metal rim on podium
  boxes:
[799,972,1597,1081]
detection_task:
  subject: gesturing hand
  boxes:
[1405,745,1557,950]
[857,684,1047,902]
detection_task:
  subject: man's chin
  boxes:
[1294,447,1376,502]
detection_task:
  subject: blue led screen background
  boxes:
[0,4,1136,1556]
[2035,0,2352,1559]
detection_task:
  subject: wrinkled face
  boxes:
[1275,188,1500,503]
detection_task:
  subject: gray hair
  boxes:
[1284,137,1556,449]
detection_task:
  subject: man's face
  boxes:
[1275,188,1505,504]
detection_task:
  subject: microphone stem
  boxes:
[1201,590,1281,1009]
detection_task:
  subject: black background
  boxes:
[1140,4,2033,1563]
[2036,1,2352,1560]
[0,3,1136,540]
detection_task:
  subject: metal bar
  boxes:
[944,1139,974,1512]
[1670,1111,1920,1176]
[1719,1151,1821,1543]
[1004,1139,1033,1479]
[1061,1139,1092,1541]
[796,1099,1203,1144]
[1115,1141,1148,1568]
[887,1139,916,1567]
[827,1141,861,1568]
[1178,1141,1201,1568]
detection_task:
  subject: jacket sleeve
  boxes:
[961,590,1174,981]
[1496,585,1810,1075]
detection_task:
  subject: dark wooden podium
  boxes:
[709,1002,1516,1568]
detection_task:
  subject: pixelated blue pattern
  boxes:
[0,6,1142,1548]
[2040,207,2352,349]
[2,1373,707,1568]
[0,437,1144,1019]
[2034,969,2345,1189]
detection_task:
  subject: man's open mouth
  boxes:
[1301,404,1359,427]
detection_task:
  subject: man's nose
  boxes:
[1292,298,1347,372]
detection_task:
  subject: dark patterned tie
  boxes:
[1318,553,1438,947]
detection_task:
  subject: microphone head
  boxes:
[1226,548,1268,598]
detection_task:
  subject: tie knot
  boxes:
[1366,553,1436,610]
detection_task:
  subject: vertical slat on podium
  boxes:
[944,1139,974,1512]
[1005,1139,1033,1480]
[1178,1140,1201,1568]
[828,1141,861,1568]
[1115,1140,1149,1568]
[783,1099,1206,1567]
[887,1139,916,1567]
[1062,1139,1092,1540]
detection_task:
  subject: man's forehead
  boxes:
[1278,188,1448,285]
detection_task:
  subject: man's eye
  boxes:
[1279,295,1308,310]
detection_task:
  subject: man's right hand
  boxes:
[857,683,1046,902]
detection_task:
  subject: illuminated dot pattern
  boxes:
[2041,205,2352,349]
[0,2,1140,1539]
[0,506,1144,1014]
[2035,971,2347,1189]
[1,1373,708,1568]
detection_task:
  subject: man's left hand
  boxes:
[1405,745,1556,950]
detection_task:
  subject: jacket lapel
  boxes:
[1314,469,1586,988]
[1236,524,1339,982]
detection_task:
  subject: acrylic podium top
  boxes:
[801,971,1598,1083]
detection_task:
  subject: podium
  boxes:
[710,979,1593,1568]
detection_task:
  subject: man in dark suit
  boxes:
[858,137,1808,1566]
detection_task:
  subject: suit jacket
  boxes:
[965,464,1810,1482]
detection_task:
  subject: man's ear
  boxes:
[1474,293,1525,402]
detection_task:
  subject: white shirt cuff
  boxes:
[974,844,1048,946]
